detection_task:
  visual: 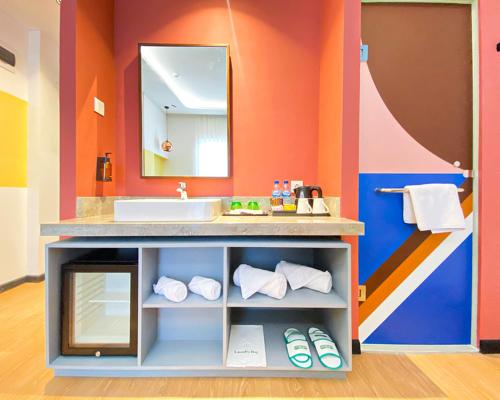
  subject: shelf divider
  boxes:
[227,285,347,309]
[143,293,222,308]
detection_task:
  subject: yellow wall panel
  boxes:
[143,149,167,176]
[0,90,28,187]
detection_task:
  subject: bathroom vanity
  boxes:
[42,213,363,379]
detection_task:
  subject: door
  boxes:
[62,262,138,356]
[358,3,474,345]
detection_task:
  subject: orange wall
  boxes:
[76,0,116,197]
[114,0,327,197]
[318,0,344,196]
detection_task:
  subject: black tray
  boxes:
[222,212,269,217]
[272,211,331,217]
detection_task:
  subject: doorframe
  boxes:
[360,0,480,350]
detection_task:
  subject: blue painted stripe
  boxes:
[359,173,466,284]
[364,235,472,345]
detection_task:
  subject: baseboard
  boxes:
[480,340,500,354]
[25,274,45,283]
[0,274,45,293]
[352,339,361,354]
[361,344,478,353]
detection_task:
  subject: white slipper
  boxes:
[283,328,312,369]
[308,327,342,370]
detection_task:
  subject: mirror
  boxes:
[140,44,230,177]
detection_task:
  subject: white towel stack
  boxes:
[188,276,221,301]
[153,276,188,303]
[403,184,465,233]
[275,260,332,293]
[233,264,287,300]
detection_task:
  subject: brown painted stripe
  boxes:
[364,230,431,299]
[360,193,473,324]
[364,180,473,299]
[360,232,449,323]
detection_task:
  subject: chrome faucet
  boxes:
[176,182,188,200]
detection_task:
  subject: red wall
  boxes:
[318,0,361,339]
[341,0,361,340]
[478,0,500,341]
[114,0,327,197]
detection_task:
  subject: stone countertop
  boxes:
[41,214,364,237]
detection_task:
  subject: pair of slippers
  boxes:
[284,327,342,370]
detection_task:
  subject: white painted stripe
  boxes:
[361,344,478,354]
[359,214,473,343]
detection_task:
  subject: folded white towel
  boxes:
[188,276,221,301]
[233,264,287,300]
[403,184,465,233]
[275,260,332,293]
[153,276,187,303]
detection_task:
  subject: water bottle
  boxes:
[271,180,283,211]
[272,180,282,198]
[282,180,293,206]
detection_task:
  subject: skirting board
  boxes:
[352,339,361,354]
[0,274,45,293]
[361,344,478,353]
[480,340,500,354]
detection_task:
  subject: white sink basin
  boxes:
[114,199,222,222]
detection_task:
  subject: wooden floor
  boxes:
[0,283,499,400]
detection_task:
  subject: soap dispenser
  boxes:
[96,153,112,182]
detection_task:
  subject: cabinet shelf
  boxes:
[225,322,349,372]
[227,285,347,309]
[46,239,351,378]
[142,340,223,368]
[143,293,222,309]
[50,356,138,370]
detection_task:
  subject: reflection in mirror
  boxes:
[140,45,229,177]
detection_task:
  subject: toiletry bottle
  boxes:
[103,153,112,181]
[271,180,283,211]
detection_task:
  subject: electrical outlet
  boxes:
[358,285,366,302]
[94,97,105,116]
[291,180,303,191]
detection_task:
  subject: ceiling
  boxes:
[0,0,60,42]
[141,46,227,115]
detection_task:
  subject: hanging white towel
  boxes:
[233,264,287,300]
[188,276,221,301]
[275,260,332,294]
[403,184,466,233]
[153,276,188,303]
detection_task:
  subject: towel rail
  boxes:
[375,188,465,193]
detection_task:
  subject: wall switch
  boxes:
[291,180,303,191]
[358,285,367,302]
[94,97,105,116]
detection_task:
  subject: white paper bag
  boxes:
[226,325,267,368]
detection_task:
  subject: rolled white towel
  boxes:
[153,276,188,303]
[233,264,287,300]
[276,260,332,294]
[188,276,221,301]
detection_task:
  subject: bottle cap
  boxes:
[274,180,279,184]
[284,180,289,184]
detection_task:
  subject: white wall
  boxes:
[0,4,59,285]
[164,113,228,176]
[0,10,29,285]
[142,93,168,157]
